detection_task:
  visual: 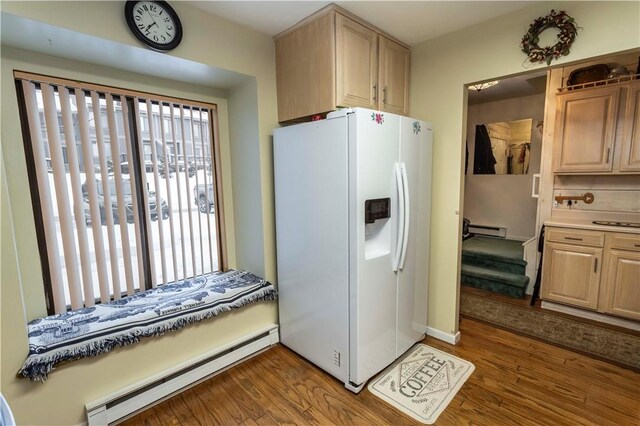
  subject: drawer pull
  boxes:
[635,244,640,248]
[564,237,583,241]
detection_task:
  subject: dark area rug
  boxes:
[460,291,640,371]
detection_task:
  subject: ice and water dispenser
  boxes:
[364,198,391,259]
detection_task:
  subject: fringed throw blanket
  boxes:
[19,270,276,381]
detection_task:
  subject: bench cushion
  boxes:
[19,269,276,381]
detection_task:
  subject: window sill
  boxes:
[18,270,276,381]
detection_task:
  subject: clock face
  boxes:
[125,1,183,51]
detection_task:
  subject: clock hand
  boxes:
[147,10,159,26]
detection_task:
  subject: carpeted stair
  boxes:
[461,236,529,298]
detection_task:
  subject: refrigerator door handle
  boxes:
[393,162,405,272]
[399,163,410,270]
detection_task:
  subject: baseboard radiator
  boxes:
[86,325,279,425]
[469,224,507,238]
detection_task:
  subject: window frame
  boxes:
[15,71,228,314]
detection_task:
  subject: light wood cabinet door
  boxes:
[275,12,336,122]
[541,242,603,310]
[619,82,640,172]
[274,6,411,122]
[378,36,409,115]
[335,14,378,109]
[600,249,640,320]
[554,87,620,173]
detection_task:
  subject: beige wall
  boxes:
[3,1,640,423]
[410,1,640,336]
[0,2,278,424]
[465,94,545,240]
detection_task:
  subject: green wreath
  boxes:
[521,10,579,65]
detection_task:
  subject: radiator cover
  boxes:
[85,325,279,425]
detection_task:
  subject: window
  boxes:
[16,73,225,314]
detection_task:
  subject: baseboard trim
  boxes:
[541,302,640,332]
[426,327,461,345]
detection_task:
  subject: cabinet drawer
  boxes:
[609,233,640,251]
[546,228,605,247]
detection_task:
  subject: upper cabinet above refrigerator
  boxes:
[274,4,410,123]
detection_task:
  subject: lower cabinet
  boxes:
[599,235,640,320]
[541,241,602,310]
[541,227,640,321]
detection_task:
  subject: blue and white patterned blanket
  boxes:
[19,269,277,381]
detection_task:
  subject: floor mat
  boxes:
[460,290,640,370]
[367,344,474,424]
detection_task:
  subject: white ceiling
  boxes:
[468,71,548,105]
[188,1,536,45]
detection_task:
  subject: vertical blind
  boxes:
[18,75,222,314]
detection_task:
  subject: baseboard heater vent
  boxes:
[86,325,279,425]
[469,224,507,239]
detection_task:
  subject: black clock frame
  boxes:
[125,0,183,51]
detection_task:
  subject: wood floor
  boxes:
[121,318,640,425]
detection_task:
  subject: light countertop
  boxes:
[544,218,640,234]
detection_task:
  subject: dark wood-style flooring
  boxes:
[121,318,640,425]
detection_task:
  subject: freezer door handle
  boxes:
[393,162,405,272]
[399,163,410,270]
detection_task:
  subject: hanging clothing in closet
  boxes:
[473,124,496,174]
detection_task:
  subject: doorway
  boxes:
[461,70,547,303]
[457,52,640,371]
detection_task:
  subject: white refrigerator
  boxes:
[273,108,433,392]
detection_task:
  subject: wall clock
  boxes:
[125,1,183,51]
